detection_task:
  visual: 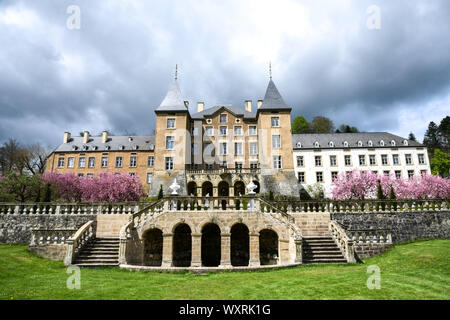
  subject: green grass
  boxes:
[0,239,449,300]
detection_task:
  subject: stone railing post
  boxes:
[294,238,302,264]
[64,239,75,266]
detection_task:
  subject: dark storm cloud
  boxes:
[0,0,449,148]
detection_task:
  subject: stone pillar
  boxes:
[219,233,231,267]
[162,233,173,267]
[249,233,260,267]
[196,187,202,197]
[229,187,234,208]
[191,233,202,267]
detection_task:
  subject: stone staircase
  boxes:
[302,236,347,264]
[74,238,120,267]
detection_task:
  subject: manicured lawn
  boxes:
[0,239,449,300]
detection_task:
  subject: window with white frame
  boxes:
[147,156,154,167]
[369,155,376,165]
[234,142,243,155]
[165,157,174,170]
[408,170,414,179]
[88,157,95,168]
[235,162,243,169]
[418,154,425,164]
[297,156,304,167]
[405,154,412,165]
[359,155,366,166]
[146,173,153,184]
[383,171,390,177]
[395,171,401,179]
[220,114,227,123]
[68,157,74,168]
[330,155,337,166]
[298,172,305,183]
[220,126,227,136]
[220,143,227,155]
[130,156,137,167]
[331,172,338,181]
[234,126,242,136]
[79,157,86,168]
[393,154,399,165]
[249,126,257,136]
[205,126,213,136]
[344,155,351,166]
[315,156,322,166]
[273,156,282,169]
[316,172,323,183]
[381,155,388,165]
[167,118,175,129]
[115,156,122,168]
[271,117,280,127]
[272,135,281,149]
[166,136,175,150]
[87,173,94,178]
[58,157,65,168]
[129,173,136,177]
[101,157,108,168]
[249,142,258,156]
[250,162,258,169]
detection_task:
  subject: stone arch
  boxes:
[202,181,213,197]
[252,180,260,194]
[218,181,229,196]
[142,228,163,266]
[201,223,221,267]
[172,223,192,267]
[187,181,197,196]
[259,229,279,265]
[230,223,249,266]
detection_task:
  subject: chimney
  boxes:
[197,102,204,113]
[257,100,263,109]
[83,131,90,144]
[184,101,189,109]
[102,131,108,144]
[245,100,252,112]
[63,132,71,144]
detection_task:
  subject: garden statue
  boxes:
[169,179,181,195]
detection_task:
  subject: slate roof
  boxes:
[54,135,155,152]
[191,105,257,120]
[292,132,423,149]
[155,80,188,112]
[258,79,291,111]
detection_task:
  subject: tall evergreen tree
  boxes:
[423,121,440,157]
[408,132,417,142]
[438,116,450,152]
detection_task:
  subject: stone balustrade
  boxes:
[64,220,97,266]
[186,168,261,175]
[30,228,77,246]
[347,229,393,244]
[329,221,356,263]
[0,202,143,215]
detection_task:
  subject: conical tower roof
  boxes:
[156,78,188,112]
[259,79,291,111]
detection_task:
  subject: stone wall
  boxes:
[28,244,67,261]
[331,211,450,243]
[0,215,95,244]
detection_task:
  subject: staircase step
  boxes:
[75,237,120,267]
[74,263,119,267]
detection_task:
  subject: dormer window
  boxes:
[314,141,320,148]
[368,140,373,147]
[72,146,78,151]
[133,145,139,150]
[357,141,363,147]
[391,140,396,146]
[296,142,302,148]
[329,141,334,147]
[380,140,385,147]
[128,137,133,142]
[150,144,154,151]
[82,145,88,151]
[93,146,98,150]
[343,141,349,148]
[105,145,111,150]
[120,145,125,150]
[403,140,408,146]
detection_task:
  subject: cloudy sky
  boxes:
[1,0,449,148]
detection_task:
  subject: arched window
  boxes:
[357,141,363,147]
[329,141,334,147]
[380,140,385,147]
[368,140,373,147]
[403,140,408,146]
[314,141,320,148]
[296,142,302,148]
[343,141,349,148]
[391,140,396,146]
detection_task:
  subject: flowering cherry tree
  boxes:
[331,170,450,200]
[42,172,145,202]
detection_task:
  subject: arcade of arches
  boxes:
[185,180,260,198]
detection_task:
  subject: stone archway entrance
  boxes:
[172,224,192,267]
[218,181,229,209]
[187,181,197,196]
[201,223,221,267]
[259,229,278,265]
[202,181,213,197]
[230,223,249,266]
[143,228,163,266]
